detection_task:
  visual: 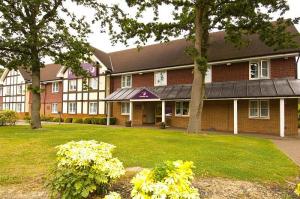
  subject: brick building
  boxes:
[0,26,300,137]
[104,26,300,137]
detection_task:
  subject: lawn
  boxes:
[0,124,298,186]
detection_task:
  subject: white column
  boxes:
[280,98,285,138]
[106,102,111,126]
[234,99,238,135]
[129,101,133,121]
[162,101,166,123]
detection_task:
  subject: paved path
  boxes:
[272,133,300,166]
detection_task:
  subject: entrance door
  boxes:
[143,103,155,124]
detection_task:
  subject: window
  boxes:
[69,80,77,91]
[249,100,269,118]
[5,87,11,96]
[175,101,189,116]
[154,71,167,86]
[121,102,130,115]
[52,103,58,114]
[121,75,132,88]
[52,82,59,93]
[4,103,9,110]
[0,87,2,96]
[249,60,270,80]
[17,85,22,95]
[68,102,76,114]
[89,78,98,90]
[16,103,22,113]
[89,102,98,115]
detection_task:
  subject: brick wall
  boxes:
[111,99,298,136]
[212,57,297,82]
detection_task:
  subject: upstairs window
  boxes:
[121,75,132,88]
[17,85,23,95]
[175,101,189,116]
[69,80,77,91]
[249,60,270,80]
[249,100,269,119]
[89,78,98,90]
[0,87,2,96]
[154,71,167,86]
[52,82,59,93]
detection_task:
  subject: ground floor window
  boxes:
[52,103,58,114]
[175,101,189,116]
[121,102,130,115]
[16,103,22,113]
[89,102,98,115]
[249,100,269,118]
[68,102,76,114]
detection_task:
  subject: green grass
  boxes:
[0,125,298,186]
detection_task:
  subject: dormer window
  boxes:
[154,71,167,86]
[121,75,132,88]
[249,60,270,80]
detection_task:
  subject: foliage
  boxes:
[49,140,125,199]
[0,110,17,126]
[101,118,117,125]
[104,192,122,199]
[52,118,63,123]
[83,118,92,124]
[73,118,83,124]
[64,118,73,123]
[24,113,31,123]
[131,160,199,199]
[295,183,300,196]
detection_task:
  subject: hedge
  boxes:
[83,118,92,124]
[0,110,18,126]
[73,118,83,123]
[64,118,73,123]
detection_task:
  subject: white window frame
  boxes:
[17,85,22,95]
[89,78,98,90]
[175,101,190,117]
[68,102,76,114]
[249,60,270,80]
[249,100,270,119]
[121,102,130,115]
[0,87,3,96]
[16,103,22,113]
[154,71,167,86]
[69,80,77,91]
[52,82,59,93]
[121,75,132,88]
[89,102,98,115]
[52,103,58,114]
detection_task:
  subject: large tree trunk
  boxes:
[187,5,206,133]
[30,65,42,129]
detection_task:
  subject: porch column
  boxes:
[129,101,133,121]
[106,102,111,126]
[280,98,285,137]
[234,99,238,135]
[161,101,166,123]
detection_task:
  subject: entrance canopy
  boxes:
[104,79,300,101]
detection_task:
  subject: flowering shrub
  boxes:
[49,140,125,199]
[131,160,200,199]
[295,183,300,196]
[104,192,122,199]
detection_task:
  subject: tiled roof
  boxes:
[19,64,62,82]
[105,79,300,101]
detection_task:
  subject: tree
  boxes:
[106,0,299,133]
[0,68,4,76]
[0,0,110,129]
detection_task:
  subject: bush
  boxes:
[131,160,199,199]
[0,110,18,126]
[64,118,73,123]
[295,183,300,196]
[100,117,117,125]
[52,118,63,122]
[104,192,122,199]
[91,117,101,125]
[24,113,31,123]
[49,140,125,199]
[83,118,92,124]
[73,118,83,123]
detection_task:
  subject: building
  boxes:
[0,26,300,137]
[105,25,300,137]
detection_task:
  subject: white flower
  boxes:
[104,192,122,199]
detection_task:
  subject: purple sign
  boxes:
[132,89,158,99]
[68,63,97,79]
